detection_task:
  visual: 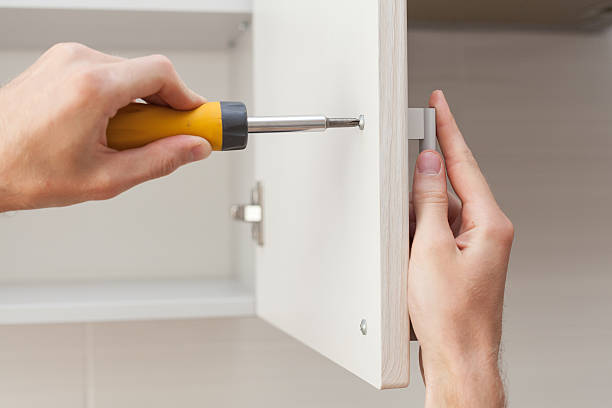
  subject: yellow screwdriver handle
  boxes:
[106,101,248,151]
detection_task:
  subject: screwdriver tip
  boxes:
[326,115,365,130]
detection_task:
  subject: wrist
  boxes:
[425,367,505,408]
[422,348,505,408]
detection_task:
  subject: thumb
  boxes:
[109,135,212,189]
[412,150,452,240]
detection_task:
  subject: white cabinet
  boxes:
[0,0,410,389]
[0,4,258,324]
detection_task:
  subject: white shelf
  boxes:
[0,3,251,50]
[0,0,252,13]
[0,278,255,324]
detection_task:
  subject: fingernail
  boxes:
[190,141,210,161]
[416,151,441,175]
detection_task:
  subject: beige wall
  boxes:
[0,26,611,407]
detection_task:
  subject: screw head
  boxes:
[238,20,250,32]
[360,319,367,335]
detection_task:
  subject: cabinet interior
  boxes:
[0,5,256,324]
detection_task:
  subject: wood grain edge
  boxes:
[378,0,410,389]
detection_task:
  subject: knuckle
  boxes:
[151,155,179,179]
[151,54,174,75]
[500,216,515,243]
[89,171,120,200]
[482,213,515,245]
[50,42,88,58]
[71,68,108,100]
[412,190,448,205]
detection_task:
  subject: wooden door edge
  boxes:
[379,0,411,390]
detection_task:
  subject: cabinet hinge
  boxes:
[231,181,264,247]
[408,107,437,151]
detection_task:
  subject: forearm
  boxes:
[0,103,18,213]
[0,100,8,213]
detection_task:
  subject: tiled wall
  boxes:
[0,318,424,408]
[0,324,86,407]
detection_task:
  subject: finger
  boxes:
[448,191,463,235]
[412,150,455,245]
[448,191,461,222]
[410,191,461,219]
[409,191,416,244]
[419,347,426,386]
[110,55,206,111]
[102,135,212,193]
[143,94,169,107]
[429,90,496,208]
[410,190,460,241]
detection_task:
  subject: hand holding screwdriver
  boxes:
[0,43,212,211]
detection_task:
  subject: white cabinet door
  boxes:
[252,0,410,389]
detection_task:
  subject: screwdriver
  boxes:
[106,101,364,151]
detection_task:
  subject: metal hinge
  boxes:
[231,181,264,246]
[408,107,437,151]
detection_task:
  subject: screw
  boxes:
[360,319,367,335]
[238,21,250,32]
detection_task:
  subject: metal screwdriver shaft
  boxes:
[247,114,364,133]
